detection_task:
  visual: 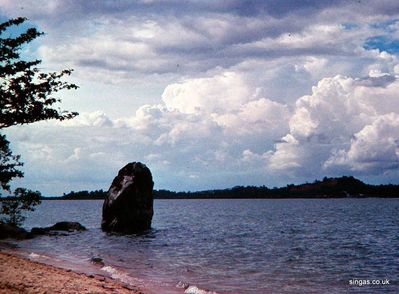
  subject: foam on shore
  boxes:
[101,265,145,288]
[1,244,221,294]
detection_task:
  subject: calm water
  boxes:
[4,199,399,293]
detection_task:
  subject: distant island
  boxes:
[44,176,399,200]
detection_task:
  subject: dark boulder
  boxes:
[101,162,154,234]
[90,257,105,266]
[0,222,31,239]
[31,221,86,236]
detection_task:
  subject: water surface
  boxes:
[5,198,399,293]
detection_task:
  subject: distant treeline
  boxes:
[43,176,399,200]
[60,190,106,200]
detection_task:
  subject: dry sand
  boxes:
[0,251,145,293]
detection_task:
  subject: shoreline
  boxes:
[0,251,146,293]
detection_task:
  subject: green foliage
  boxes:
[62,189,106,200]
[0,17,78,225]
[0,188,41,226]
[0,17,78,129]
[0,134,23,191]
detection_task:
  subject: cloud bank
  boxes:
[2,0,399,194]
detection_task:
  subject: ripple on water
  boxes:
[4,198,398,294]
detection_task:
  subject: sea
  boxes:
[1,198,399,294]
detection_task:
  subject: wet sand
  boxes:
[0,251,145,293]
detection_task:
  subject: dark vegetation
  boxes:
[0,17,78,225]
[53,176,399,200]
[61,190,106,200]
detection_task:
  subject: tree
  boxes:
[0,17,78,225]
[0,17,78,128]
[0,134,22,191]
[0,188,41,226]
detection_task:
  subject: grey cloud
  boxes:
[219,0,346,17]
[35,0,346,18]
[4,0,397,78]
[356,74,396,87]
[3,0,399,194]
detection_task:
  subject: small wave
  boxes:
[29,252,50,259]
[176,280,219,294]
[101,265,143,287]
[101,265,118,274]
[184,285,219,294]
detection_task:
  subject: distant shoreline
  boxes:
[41,195,399,200]
[1,176,397,201]
[42,176,399,200]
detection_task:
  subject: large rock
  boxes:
[101,162,154,234]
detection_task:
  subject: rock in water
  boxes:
[101,162,154,234]
[31,221,86,236]
[0,222,30,239]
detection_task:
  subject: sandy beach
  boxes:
[0,251,145,294]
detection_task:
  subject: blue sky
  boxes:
[364,36,399,53]
[2,0,399,195]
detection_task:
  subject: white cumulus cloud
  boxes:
[268,72,399,178]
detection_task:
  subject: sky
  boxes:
[2,0,399,196]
